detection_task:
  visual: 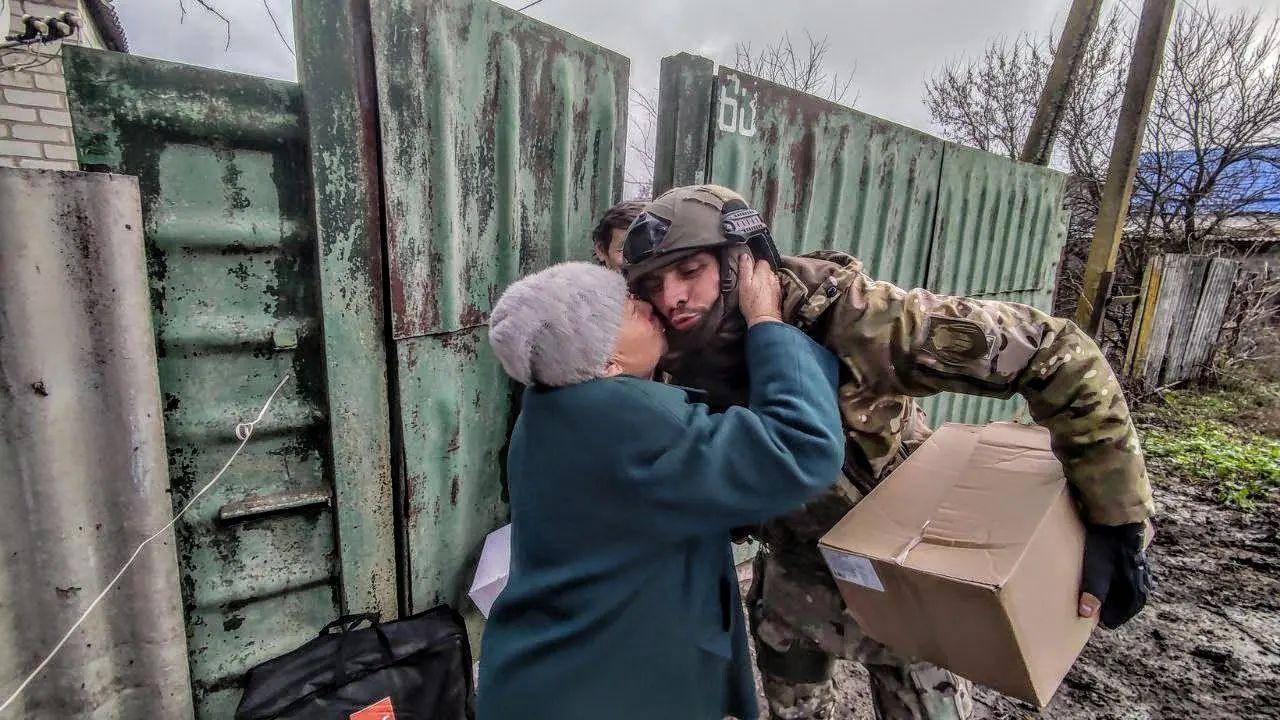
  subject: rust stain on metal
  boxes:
[372,0,626,341]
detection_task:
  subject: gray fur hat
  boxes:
[488,262,629,387]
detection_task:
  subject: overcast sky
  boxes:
[115,0,1276,149]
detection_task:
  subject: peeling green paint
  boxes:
[296,0,399,620]
[65,46,338,719]
[367,0,628,641]
[653,53,715,195]
[371,0,629,339]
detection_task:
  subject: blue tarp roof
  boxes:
[1134,145,1280,214]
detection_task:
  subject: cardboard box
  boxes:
[818,423,1095,707]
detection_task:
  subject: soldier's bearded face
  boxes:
[636,252,723,334]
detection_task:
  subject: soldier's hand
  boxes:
[1078,521,1152,629]
[738,255,783,327]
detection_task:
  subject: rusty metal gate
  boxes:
[655,55,1069,426]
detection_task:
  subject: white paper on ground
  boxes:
[467,523,512,618]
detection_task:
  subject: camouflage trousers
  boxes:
[747,549,974,720]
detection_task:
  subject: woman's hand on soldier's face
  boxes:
[738,255,783,327]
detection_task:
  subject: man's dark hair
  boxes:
[591,200,647,254]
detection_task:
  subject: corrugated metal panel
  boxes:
[370,0,628,636]
[0,169,193,718]
[64,48,339,719]
[697,66,1069,428]
[920,143,1069,427]
[372,0,629,338]
[1127,254,1240,388]
[928,143,1067,307]
[1180,257,1239,379]
[396,331,514,621]
[707,68,941,289]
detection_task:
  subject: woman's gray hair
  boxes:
[488,262,629,387]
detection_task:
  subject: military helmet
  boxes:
[621,184,780,285]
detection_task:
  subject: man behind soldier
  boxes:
[591,199,646,270]
[620,184,1153,720]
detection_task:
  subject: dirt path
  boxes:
[823,460,1280,719]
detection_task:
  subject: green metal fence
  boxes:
[923,142,1068,424]
[655,54,1069,427]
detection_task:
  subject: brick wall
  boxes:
[0,0,105,169]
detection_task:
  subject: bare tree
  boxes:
[923,7,1280,357]
[1137,8,1280,253]
[624,87,658,200]
[734,31,856,104]
[1218,263,1280,372]
[923,35,1051,160]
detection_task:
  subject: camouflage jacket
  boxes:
[772,250,1153,530]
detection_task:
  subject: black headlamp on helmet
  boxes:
[621,212,672,273]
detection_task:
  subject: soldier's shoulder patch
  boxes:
[925,315,994,364]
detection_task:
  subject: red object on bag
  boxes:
[350,697,396,720]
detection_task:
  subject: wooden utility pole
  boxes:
[1074,0,1177,336]
[1021,0,1105,165]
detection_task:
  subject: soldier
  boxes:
[621,184,1154,720]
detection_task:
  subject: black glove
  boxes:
[1080,521,1152,629]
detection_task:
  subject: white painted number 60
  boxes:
[718,74,759,138]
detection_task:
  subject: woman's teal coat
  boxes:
[477,323,844,720]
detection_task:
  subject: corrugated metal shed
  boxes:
[0,169,192,718]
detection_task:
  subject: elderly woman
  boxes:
[477,256,843,720]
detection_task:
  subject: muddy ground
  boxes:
[814,395,1280,720]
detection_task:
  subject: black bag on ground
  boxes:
[234,605,474,720]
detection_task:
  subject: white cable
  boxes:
[0,373,293,716]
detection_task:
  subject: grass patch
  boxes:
[1137,378,1280,509]
[1142,421,1280,509]
[1141,380,1278,426]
